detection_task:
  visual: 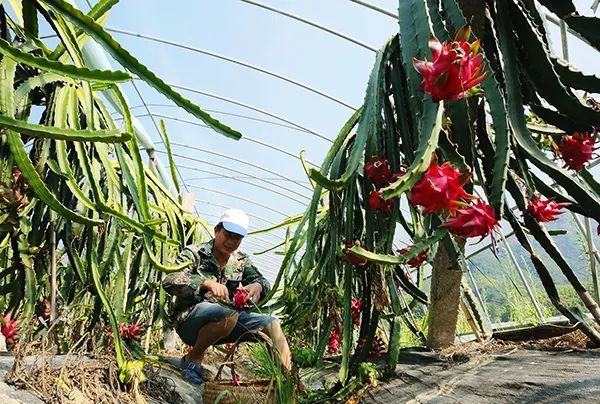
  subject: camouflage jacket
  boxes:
[162,240,271,326]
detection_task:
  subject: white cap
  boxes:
[219,208,249,237]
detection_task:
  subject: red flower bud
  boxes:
[370,336,386,357]
[368,190,396,214]
[344,243,369,266]
[351,298,363,326]
[526,196,570,222]
[118,323,143,340]
[398,246,429,269]
[327,329,341,353]
[231,369,241,385]
[1,311,18,345]
[364,157,394,188]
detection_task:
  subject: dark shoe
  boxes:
[180,356,208,385]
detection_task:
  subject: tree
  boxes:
[0,0,235,384]
[272,0,600,392]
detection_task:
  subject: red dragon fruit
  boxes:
[409,161,473,215]
[364,157,394,188]
[443,200,500,239]
[1,311,18,345]
[527,196,570,222]
[368,190,396,214]
[328,329,341,353]
[398,245,429,269]
[233,288,250,309]
[413,25,487,101]
[344,242,369,266]
[118,323,143,340]
[558,132,598,171]
[351,298,363,326]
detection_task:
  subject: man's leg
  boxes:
[186,311,240,366]
[263,319,292,371]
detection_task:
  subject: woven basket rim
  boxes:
[205,378,273,388]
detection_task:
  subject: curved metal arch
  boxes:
[106,27,356,110]
[199,199,289,229]
[134,112,322,168]
[348,0,396,18]
[122,103,312,134]
[140,79,334,145]
[156,150,311,205]
[350,0,590,44]
[167,140,312,192]
[179,165,291,217]
[196,211,282,246]
[240,0,378,52]
[186,175,310,185]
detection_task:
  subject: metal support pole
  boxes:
[585,217,600,302]
[559,20,569,60]
[50,223,57,323]
[466,268,492,325]
[570,213,600,266]
[500,233,546,323]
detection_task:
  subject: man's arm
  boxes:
[241,258,271,302]
[163,246,216,300]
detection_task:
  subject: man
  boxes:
[163,208,291,384]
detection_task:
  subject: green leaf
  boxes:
[41,0,242,140]
[22,0,39,37]
[537,0,576,18]
[380,98,443,199]
[18,234,36,325]
[510,2,600,128]
[385,317,402,376]
[86,229,125,367]
[553,57,600,93]
[98,204,178,246]
[0,113,130,141]
[159,119,181,196]
[523,214,589,295]
[0,38,131,82]
[49,0,119,60]
[309,38,393,190]
[249,211,311,235]
[110,86,150,220]
[581,168,600,199]
[1,54,102,226]
[52,88,96,210]
[564,14,600,52]
[496,0,600,223]
[14,72,66,116]
[397,0,429,121]
[143,235,190,272]
[349,228,447,265]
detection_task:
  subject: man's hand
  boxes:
[243,282,263,304]
[202,279,229,301]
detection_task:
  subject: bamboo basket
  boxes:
[203,379,275,404]
[203,331,275,404]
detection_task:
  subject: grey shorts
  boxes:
[176,302,277,346]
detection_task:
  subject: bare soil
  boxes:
[365,334,600,403]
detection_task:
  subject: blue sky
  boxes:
[54,1,600,281]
